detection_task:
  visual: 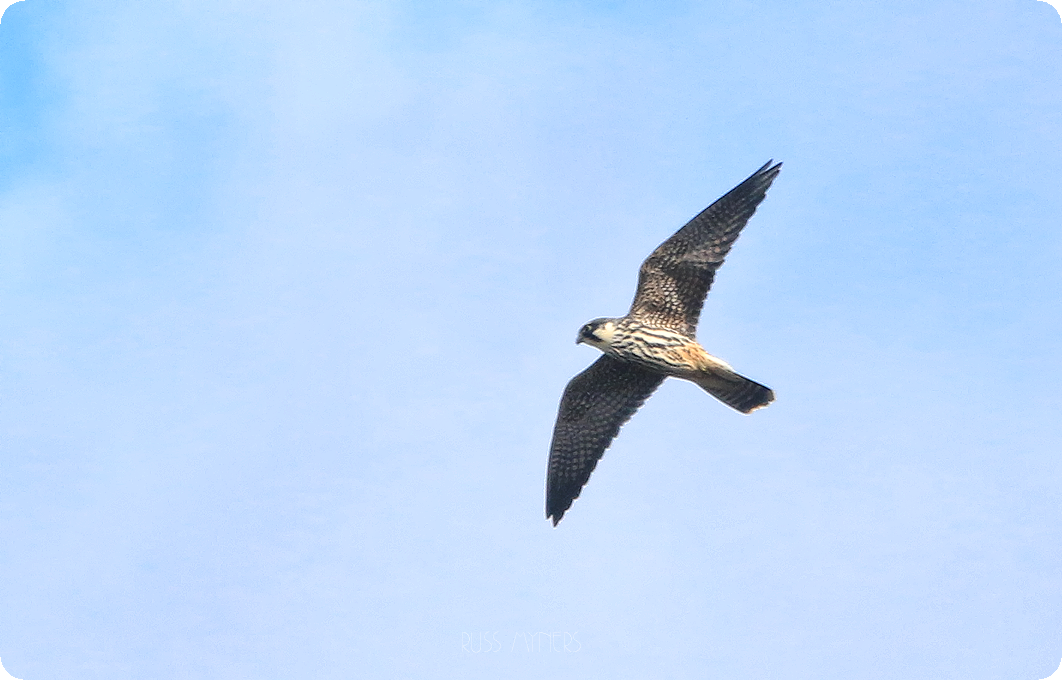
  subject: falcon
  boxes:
[546,160,781,525]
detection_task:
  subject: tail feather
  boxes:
[692,368,774,414]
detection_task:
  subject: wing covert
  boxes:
[629,160,781,335]
[546,355,665,525]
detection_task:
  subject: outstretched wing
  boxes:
[546,355,665,525]
[629,160,782,336]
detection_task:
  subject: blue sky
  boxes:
[0,1,1059,678]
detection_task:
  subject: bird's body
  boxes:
[546,161,782,525]
[578,317,775,415]
[580,317,731,376]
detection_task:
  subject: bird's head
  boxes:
[576,318,618,350]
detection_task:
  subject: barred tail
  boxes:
[692,368,774,414]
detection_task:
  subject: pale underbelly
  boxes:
[608,330,731,375]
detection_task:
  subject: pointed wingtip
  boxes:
[744,159,782,193]
[760,159,782,174]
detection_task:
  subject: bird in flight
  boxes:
[546,160,782,525]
